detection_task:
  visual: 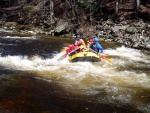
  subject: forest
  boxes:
[0,0,149,40]
[0,1,149,27]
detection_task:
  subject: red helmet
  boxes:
[89,38,94,42]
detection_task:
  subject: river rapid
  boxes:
[0,34,150,113]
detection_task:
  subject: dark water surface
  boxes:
[0,34,149,113]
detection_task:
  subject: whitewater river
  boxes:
[0,34,149,113]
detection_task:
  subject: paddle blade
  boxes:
[101,55,112,63]
[57,54,67,61]
[104,57,112,63]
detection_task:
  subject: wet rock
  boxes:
[116,38,124,43]
[132,42,140,48]
[125,26,137,34]
[130,34,139,42]
[143,42,150,49]
[54,19,68,33]
[105,39,112,42]
[4,22,17,27]
[145,44,150,49]
[146,24,150,31]
[106,19,114,26]
[139,44,145,49]
[143,37,150,43]
[0,21,5,26]
[111,31,119,37]
[27,31,36,34]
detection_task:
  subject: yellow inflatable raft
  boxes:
[69,51,100,62]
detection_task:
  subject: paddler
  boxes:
[89,37,104,53]
[65,34,86,55]
[74,35,86,47]
[87,37,94,48]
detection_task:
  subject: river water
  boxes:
[0,33,149,113]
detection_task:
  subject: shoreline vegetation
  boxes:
[0,0,149,50]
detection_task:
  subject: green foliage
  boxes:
[77,0,86,8]
[77,0,84,4]
[23,5,36,14]
[77,0,99,12]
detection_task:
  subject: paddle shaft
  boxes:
[57,47,80,61]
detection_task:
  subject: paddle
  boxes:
[89,48,112,63]
[100,54,112,63]
[57,47,80,61]
[57,53,67,61]
[100,55,112,63]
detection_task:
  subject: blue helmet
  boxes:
[94,37,99,42]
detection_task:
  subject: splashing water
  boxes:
[0,45,150,113]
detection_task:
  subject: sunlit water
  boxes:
[0,34,149,113]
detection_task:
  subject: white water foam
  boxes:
[105,46,149,63]
[0,46,150,112]
[0,46,150,109]
[0,46,149,78]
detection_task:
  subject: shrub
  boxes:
[23,5,36,14]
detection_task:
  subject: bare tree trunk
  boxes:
[90,3,92,25]
[50,0,54,27]
[115,0,119,15]
[69,0,79,24]
[135,0,140,11]
[71,0,74,16]
[73,0,79,23]
[73,0,77,18]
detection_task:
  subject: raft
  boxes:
[69,51,100,62]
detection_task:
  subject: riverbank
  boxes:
[0,19,150,50]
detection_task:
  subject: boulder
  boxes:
[54,19,68,33]
[125,26,137,34]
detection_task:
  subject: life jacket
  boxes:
[75,39,85,47]
[90,43,98,52]
[87,38,94,47]
[66,39,86,55]
[66,44,74,54]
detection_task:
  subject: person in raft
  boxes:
[74,34,86,48]
[89,37,104,53]
[87,37,94,48]
[65,35,86,55]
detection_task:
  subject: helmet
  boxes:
[89,38,94,42]
[76,35,80,38]
[94,37,99,42]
